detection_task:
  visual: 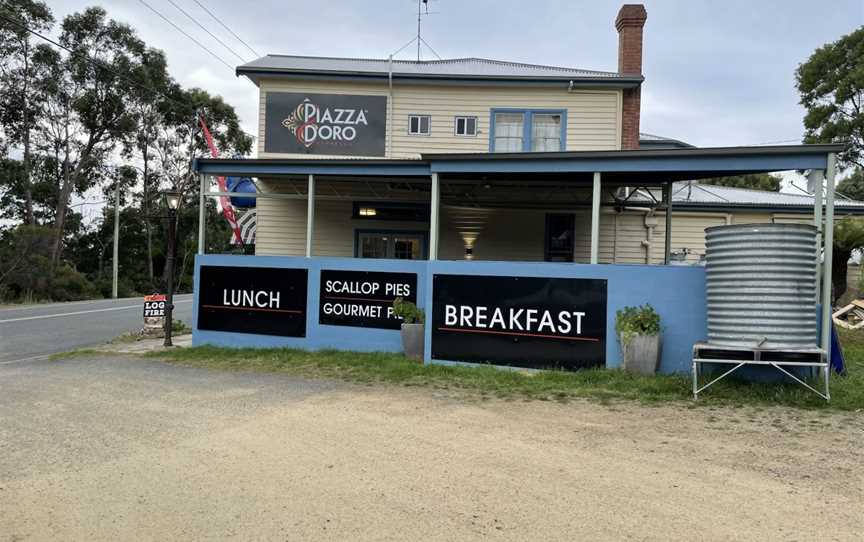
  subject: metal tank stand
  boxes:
[691,342,829,401]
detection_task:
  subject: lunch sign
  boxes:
[197,265,308,337]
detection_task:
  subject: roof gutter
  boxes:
[235,68,644,89]
[387,55,393,158]
[421,144,847,161]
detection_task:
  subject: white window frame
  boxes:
[408,114,431,136]
[454,116,478,137]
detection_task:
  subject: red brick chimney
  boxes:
[616,4,647,150]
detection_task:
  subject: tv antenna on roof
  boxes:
[390,0,441,61]
[416,0,429,61]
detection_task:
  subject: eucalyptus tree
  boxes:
[150,86,253,283]
[0,0,54,225]
[124,48,172,284]
[797,26,864,171]
[37,7,149,264]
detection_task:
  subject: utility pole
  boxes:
[112,180,120,299]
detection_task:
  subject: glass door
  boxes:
[357,232,425,259]
[544,214,575,262]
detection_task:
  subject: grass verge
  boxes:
[143,329,864,410]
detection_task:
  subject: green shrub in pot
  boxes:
[392,297,425,361]
[615,304,662,375]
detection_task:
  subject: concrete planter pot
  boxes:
[620,333,662,375]
[401,323,425,362]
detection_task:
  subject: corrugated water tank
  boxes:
[704,223,818,348]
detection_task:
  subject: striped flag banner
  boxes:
[198,114,244,245]
[235,209,257,245]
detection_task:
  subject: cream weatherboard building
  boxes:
[239,53,640,263]
[191,3,844,377]
[221,4,858,267]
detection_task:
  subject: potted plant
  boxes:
[615,304,662,375]
[392,297,425,361]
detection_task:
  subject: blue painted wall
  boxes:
[193,254,427,353]
[193,255,707,374]
[421,260,706,374]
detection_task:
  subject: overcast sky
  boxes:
[46,0,863,149]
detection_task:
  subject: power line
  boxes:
[136,0,233,70]
[0,10,256,139]
[0,10,187,112]
[190,0,260,58]
[164,0,247,63]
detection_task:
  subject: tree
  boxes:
[832,217,864,303]
[150,87,252,284]
[700,173,782,191]
[0,224,96,302]
[796,27,864,171]
[0,154,65,224]
[38,7,149,264]
[0,0,54,225]
[836,168,864,201]
[125,48,172,285]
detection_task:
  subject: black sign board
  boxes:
[197,265,308,337]
[431,274,607,370]
[319,270,417,330]
[143,294,166,318]
[264,92,387,156]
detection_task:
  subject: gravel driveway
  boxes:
[1,355,862,541]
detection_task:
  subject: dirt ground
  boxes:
[1,356,862,541]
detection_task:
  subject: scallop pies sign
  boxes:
[265,92,387,156]
[431,274,607,370]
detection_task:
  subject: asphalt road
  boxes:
[0,294,193,364]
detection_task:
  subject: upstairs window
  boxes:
[408,114,431,135]
[491,109,566,152]
[455,116,478,136]
[531,113,563,151]
[492,112,524,152]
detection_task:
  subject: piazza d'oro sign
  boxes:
[319,270,417,330]
[265,92,387,156]
[431,274,608,370]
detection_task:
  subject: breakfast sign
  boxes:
[430,274,607,370]
[319,270,417,330]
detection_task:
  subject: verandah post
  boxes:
[809,169,824,304]
[430,172,440,260]
[820,154,836,377]
[664,182,672,265]
[306,173,315,257]
[197,173,206,255]
[590,172,601,264]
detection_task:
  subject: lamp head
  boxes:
[161,190,181,211]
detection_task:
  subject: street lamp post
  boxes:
[161,190,181,347]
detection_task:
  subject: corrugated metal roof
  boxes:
[237,54,639,83]
[639,132,676,142]
[631,181,864,209]
[639,132,695,149]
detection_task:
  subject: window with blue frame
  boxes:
[490,109,566,152]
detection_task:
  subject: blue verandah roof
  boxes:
[193,144,844,183]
